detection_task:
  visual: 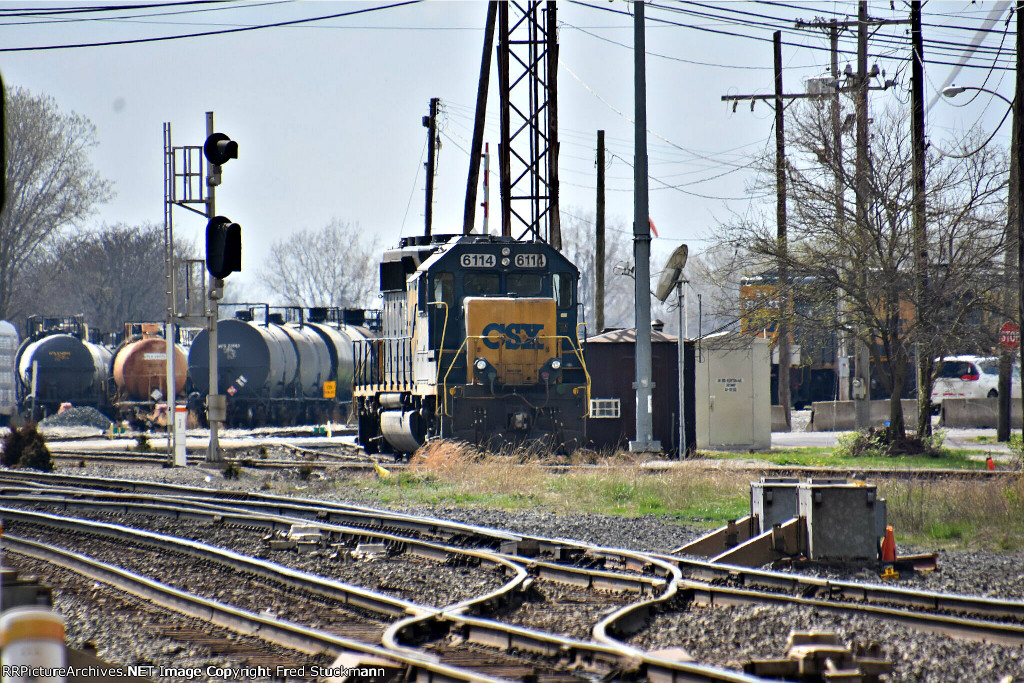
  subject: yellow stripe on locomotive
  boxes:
[465,297,556,385]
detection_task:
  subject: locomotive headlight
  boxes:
[475,358,488,371]
[550,358,562,370]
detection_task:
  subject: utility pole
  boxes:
[830,21,849,402]
[910,0,932,438]
[1001,4,1023,441]
[463,1,497,235]
[773,31,792,432]
[853,0,873,431]
[1017,0,1024,440]
[596,129,606,334]
[794,11,905,420]
[630,0,659,453]
[423,97,439,237]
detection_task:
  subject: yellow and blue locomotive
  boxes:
[354,234,590,454]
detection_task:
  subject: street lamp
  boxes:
[942,84,1013,106]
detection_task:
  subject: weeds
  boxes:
[883,477,1024,550]
[298,465,313,481]
[834,427,946,458]
[133,433,152,453]
[222,462,240,480]
[1,423,53,472]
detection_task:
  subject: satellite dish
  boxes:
[655,244,689,302]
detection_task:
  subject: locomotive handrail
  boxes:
[439,334,591,418]
[428,300,450,394]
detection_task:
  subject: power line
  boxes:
[0,0,422,51]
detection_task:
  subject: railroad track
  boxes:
[4,472,1024,681]
[27,449,1024,485]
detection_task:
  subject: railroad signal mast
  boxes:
[163,112,241,466]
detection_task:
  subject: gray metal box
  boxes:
[798,482,886,561]
[751,478,800,533]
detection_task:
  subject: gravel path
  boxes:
[628,601,1024,682]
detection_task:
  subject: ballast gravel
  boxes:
[5,505,508,609]
[8,460,1024,682]
[629,601,1024,682]
[38,406,113,430]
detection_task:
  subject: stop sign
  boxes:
[999,321,1020,351]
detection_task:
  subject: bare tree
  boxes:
[559,209,635,332]
[23,223,194,334]
[721,101,1006,444]
[259,219,379,309]
[0,87,113,321]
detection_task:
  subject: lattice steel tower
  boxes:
[498,1,561,249]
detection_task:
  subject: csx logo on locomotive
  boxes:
[481,323,545,350]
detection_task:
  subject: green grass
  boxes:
[318,440,1024,552]
[703,446,986,470]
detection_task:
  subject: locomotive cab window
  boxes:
[464,272,501,296]
[507,273,545,297]
[553,273,573,308]
[433,272,454,306]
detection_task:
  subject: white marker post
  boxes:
[174,405,188,467]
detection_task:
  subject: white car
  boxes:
[931,355,1021,406]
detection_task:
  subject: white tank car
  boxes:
[0,320,19,424]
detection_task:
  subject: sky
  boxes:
[0,0,1017,298]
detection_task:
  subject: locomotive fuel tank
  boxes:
[16,334,112,405]
[112,337,187,401]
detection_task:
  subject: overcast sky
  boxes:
[0,0,1015,295]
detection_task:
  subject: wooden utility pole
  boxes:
[463,2,498,235]
[853,0,873,431]
[1017,1,1024,440]
[424,97,439,237]
[795,11,905,419]
[596,130,606,334]
[910,0,932,438]
[773,31,792,431]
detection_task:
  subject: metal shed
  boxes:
[585,327,695,455]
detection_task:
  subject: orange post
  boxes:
[881,525,897,563]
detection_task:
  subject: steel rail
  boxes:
[2,534,511,683]
[654,552,1024,624]
[2,500,749,681]
[2,488,783,682]
[0,505,428,619]
[677,578,1024,647]
[45,452,404,471]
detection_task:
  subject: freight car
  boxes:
[15,316,113,421]
[111,322,188,427]
[0,320,19,425]
[187,306,375,427]
[354,234,590,454]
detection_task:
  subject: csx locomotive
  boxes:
[354,234,590,454]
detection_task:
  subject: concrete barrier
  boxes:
[939,398,1023,429]
[810,399,918,432]
[771,406,791,432]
